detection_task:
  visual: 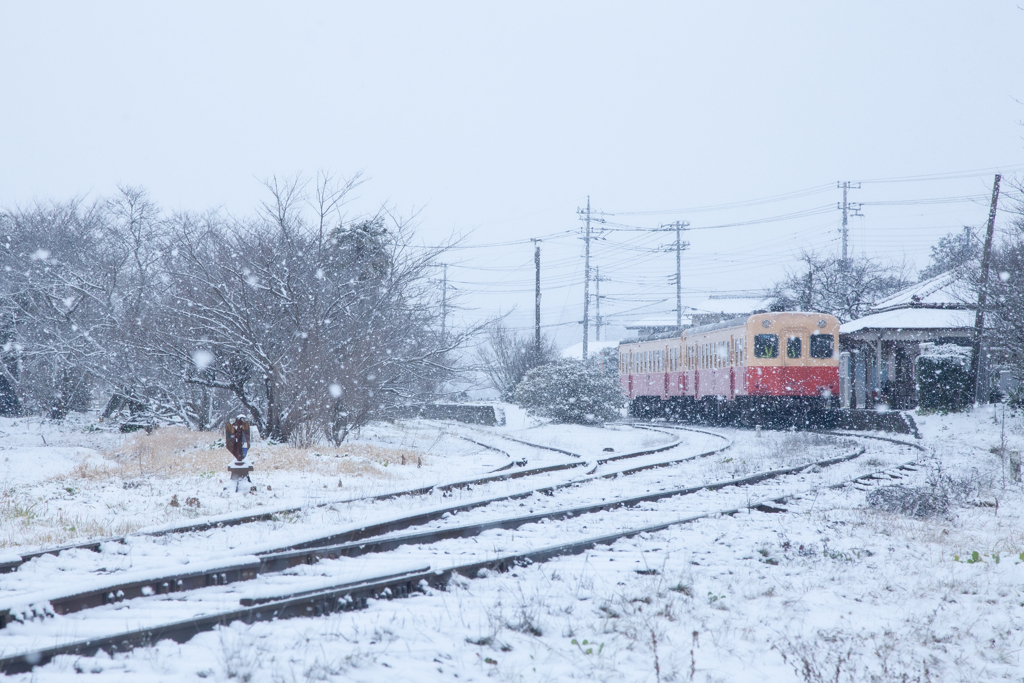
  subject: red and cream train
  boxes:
[619,312,841,422]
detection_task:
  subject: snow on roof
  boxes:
[870,270,972,312]
[560,340,620,359]
[687,315,751,336]
[624,297,768,329]
[840,307,976,334]
[626,318,690,329]
[686,296,768,315]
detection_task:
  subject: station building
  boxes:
[838,270,1013,409]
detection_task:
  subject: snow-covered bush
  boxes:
[512,359,624,424]
[866,484,950,519]
[916,344,972,412]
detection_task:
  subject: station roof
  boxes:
[869,270,972,312]
[841,268,977,340]
[841,307,976,335]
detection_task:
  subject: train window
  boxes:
[754,334,779,358]
[810,334,834,358]
[786,336,802,358]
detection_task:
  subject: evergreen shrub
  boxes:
[512,359,624,424]
[916,344,972,412]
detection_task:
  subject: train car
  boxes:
[620,312,840,424]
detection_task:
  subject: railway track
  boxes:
[0,426,925,673]
[0,425,712,618]
[0,423,686,575]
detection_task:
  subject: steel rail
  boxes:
[0,426,704,624]
[0,434,923,674]
[0,425,682,574]
[0,429,840,627]
[255,441,860,574]
[5,428,909,629]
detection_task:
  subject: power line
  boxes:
[857,163,1024,185]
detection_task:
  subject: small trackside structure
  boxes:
[619,311,841,426]
[225,415,253,492]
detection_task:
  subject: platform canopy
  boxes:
[838,270,978,410]
[840,270,975,343]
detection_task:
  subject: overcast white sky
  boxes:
[2,2,1023,349]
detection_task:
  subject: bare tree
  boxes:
[0,177,468,437]
[159,174,463,442]
[918,227,981,281]
[476,322,560,400]
[0,198,124,418]
[766,251,912,323]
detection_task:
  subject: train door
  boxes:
[781,329,802,395]
[662,346,669,398]
[728,336,736,400]
[694,343,701,399]
[781,330,802,367]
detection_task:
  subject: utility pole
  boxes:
[661,221,689,329]
[440,264,448,341]
[581,197,592,361]
[837,181,863,266]
[969,174,1002,403]
[577,197,608,360]
[532,239,541,358]
[594,267,603,341]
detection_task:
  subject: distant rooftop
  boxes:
[561,339,620,360]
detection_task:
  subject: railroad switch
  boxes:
[226,415,255,492]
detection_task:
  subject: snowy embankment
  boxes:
[0,406,1022,681]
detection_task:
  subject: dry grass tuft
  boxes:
[84,426,424,481]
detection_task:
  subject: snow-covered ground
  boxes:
[0,405,1022,681]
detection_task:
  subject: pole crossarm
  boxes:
[658,221,690,330]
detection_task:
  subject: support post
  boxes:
[837,181,862,267]
[441,264,448,342]
[839,351,851,409]
[660,221,689,328]
[676,224,682,328]
[582,196,591,360]
[969,173,1001,403]
[532,239,541,358]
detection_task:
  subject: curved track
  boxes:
[0,425,709,622]
[0,426,926,673]
[0,423,686,575]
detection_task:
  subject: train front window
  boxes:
[810,334,834,358]
[754,334,779,358]
[786,336,802,358]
